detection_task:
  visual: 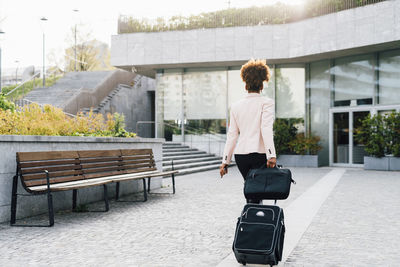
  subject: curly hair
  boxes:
[240,59,271,92]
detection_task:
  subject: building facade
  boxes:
[111,0,400,166]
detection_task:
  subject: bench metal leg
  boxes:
[47,188,55,227]
[72,189,77,211]
[103,184,109,211]
[172,173,176,195]
[148,174,176,195]
[11,170,54,227]
[143,178,147,202]
[115,179,147,202]
[147,178,151,193]
[116,182,120,200]
[10,175,18,225]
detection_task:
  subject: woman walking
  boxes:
[219,59,276,203]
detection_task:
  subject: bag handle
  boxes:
[253,163,296,184]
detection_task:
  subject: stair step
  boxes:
[162,148,198,153]
[163,151,207,157]
[162,156,221,166]
[163,160,222,171]
[167,163,235,176]
[163,154,216,161]
[163,142,182,146]
[162,145,190,149]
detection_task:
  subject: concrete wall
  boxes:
[64,70,136,114]
[111,1,400,76]
[0,135,164,223]
[98,76,156,137]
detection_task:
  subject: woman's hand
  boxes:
[219,164,228,178]
[266,157,277,168]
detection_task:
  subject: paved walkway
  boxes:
[0,167,399,266]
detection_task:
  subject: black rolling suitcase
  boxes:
[232,204,285,266]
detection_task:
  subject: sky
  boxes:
[0,0,305,73]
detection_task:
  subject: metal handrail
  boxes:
[5,72,40,97]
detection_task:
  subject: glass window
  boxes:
[158,71,182,121]
[227,67,274,108]
[379,49,400,105]
[275,67,305,132]
[183,70,227,120]
[333,54,375,106]
[309,60,330,165]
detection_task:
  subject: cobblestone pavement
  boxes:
[0,167,329,267]
[285,169,400,266]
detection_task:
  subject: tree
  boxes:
[64,25,113,72]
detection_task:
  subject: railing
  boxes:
[4,72,41,101]
[118,0,387,33]
[5,69,63,103]
[136,121,226,155]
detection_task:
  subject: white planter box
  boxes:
[389,157,400,171]
[364,156,390,171]
[277,155,320,168]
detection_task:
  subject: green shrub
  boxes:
[289,133,322,155]
[3,76,62,101]
[273,118,299,155]
[354,114,386,158]
[0,103,136,138]
[385,112,400,157]
[0,94,16,111]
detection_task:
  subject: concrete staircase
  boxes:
[162,142,235,176]
[24,71,111,108]
[80,83,132,114]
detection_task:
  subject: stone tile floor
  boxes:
[0,167,398,266]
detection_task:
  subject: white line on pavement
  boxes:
[216,168,346,267]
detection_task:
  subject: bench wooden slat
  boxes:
[122,159,154,166]
[23,170,83,181]
[78,150,121,158]
[123,163,154,170]
[120,149,152,156]
[82,166,123,174]
[80,157,121,164]
[21,164,82,174]
[20,159,80,168]
[24,175,84,187]
[122,155,153,161]
[17,151,79,162]
[81,161,123,169]
[110,170,178,182]
[84,171,122,179]
[122,167,157,175]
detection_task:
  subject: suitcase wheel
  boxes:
[241,262,246,266]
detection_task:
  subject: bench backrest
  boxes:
[17,149,156,190]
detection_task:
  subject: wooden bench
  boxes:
[11,148,178,227]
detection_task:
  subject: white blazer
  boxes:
[222,92,277,164]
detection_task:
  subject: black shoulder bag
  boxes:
[244,165,296,200]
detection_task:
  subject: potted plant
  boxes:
[274,118,322,167]
[355,112,400,171]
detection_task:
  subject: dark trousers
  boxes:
[234,153,267,204]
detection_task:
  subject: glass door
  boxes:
[333,112,349,164]
[330,109,370,166]
[352,111,370,164]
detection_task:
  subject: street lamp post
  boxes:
[40,17,48,87]
[15,60,19,84]
[0,30,5,94]
[73,9,79,72]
